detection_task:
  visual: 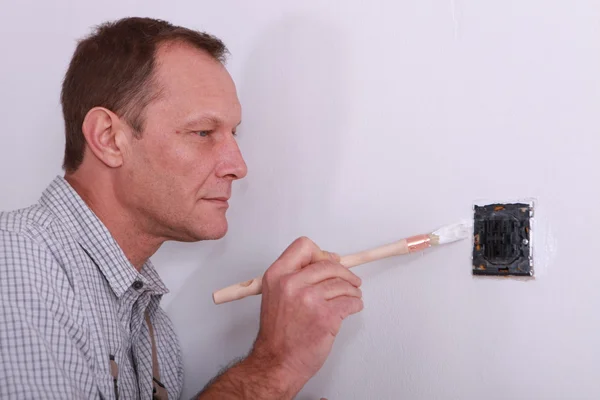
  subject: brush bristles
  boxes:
[430,219,472,245]
[429,234,440,246]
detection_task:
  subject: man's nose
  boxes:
[217,135,248,180]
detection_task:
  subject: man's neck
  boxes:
[64,173,163,271]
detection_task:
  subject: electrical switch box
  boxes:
[472,202,533,276]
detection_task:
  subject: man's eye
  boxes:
[195,131,211,137]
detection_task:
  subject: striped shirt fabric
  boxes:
[0,176,184,399]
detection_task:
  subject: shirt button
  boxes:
[132,281,144,290]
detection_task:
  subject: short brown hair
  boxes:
[60,17,228,173]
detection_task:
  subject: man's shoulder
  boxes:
[0,203,69,270]
[0,202,83,306]
[0,203,58,239]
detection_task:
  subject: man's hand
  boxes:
[197,237,363,399]
[250,236,363,390]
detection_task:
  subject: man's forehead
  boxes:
[154,41,229,84]
[151,42,240,122]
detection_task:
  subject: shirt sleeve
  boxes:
[0,230,98,399]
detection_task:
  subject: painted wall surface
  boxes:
[1,1,599,399]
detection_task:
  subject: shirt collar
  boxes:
[38,175,169,298]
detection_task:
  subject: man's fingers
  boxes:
[317,250,340,264]
[324,251,341,262]
[298,260,362,288]
[272,236,335,274]
[329,296,364,319]
[318,277,362,300]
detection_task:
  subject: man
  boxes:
[0,16,363,399]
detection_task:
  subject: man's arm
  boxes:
[0,230,94,399]
[195,352,302,399]
[196,236,364,399]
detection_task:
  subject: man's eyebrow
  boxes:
[181,115,242,129]
[182,115,222,128]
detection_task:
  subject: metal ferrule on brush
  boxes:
[406,234,432,252]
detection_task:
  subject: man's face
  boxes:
[116,42,247,242]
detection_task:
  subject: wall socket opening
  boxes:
[472,202,533,277]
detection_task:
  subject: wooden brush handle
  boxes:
[212,235,425,305]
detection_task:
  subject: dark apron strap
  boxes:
[146,311,169,400]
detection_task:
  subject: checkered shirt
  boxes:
[0,176,184,399]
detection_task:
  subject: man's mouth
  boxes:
[205,197,229,201]
[204,196,230,207]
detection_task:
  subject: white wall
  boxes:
[1,0,599,398]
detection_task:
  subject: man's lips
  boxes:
[203,196,230,207]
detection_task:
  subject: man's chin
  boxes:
[184,221,228,242]
[200,227,228,241]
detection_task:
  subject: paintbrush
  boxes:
[212,220,473,304]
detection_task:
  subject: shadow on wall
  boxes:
[165,15,359,399]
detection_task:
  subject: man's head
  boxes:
[61,17,247,243]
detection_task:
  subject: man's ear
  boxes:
[81,107,129,168]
